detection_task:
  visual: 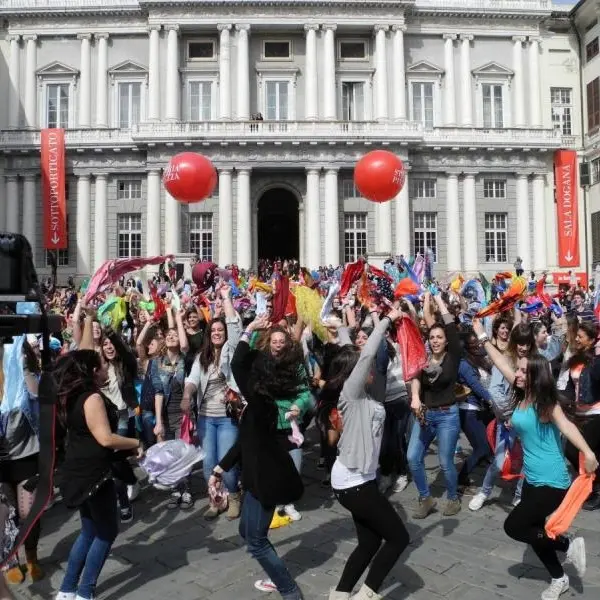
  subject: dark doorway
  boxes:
[257,188,299,260]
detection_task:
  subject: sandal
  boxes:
[167,492,182,510]
[180,492,195,511]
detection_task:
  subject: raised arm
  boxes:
[473,319,516,385]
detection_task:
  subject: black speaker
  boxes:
[580,162,591,187]
[0,232,39,298]
[176,263,184,281]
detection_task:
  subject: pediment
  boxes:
[406,60,444,75]
[472,62,514,77]
[36,61,79,77]
[108,60,148,75]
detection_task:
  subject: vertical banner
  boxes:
[554,149,580,268]
[41,128,67,250]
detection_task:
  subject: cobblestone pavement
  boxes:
[8,432,600,600]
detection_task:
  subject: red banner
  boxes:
[41,128,67,250]
[551,272,588,288]
[554,150,580,268]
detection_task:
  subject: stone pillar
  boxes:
[516,174,530,270]
[395,170,411,257]
[446,173,461,272]
[218,169,233,265]
[299,205,306,266]
[95,33,109,127]
[375,202,393,256]
[8,35,21,129]
[5,176,19,233]
[528,37,542,128]
[374,25,389,121]
[392,25,406,121]
[462,173,478,272]
[304,25,319,120]
[22,175,36,256]
[460,34,473,127]
[0,176,5,231]
[218,25,232,120]
[23,35,37,128]
[236,25,250,120]
[165,25,180,121]
[147,170,162,257]
[443,34,457,126]
[78,34,92,128]
[513,36,526,128]
[533,174,547,271]
[323,168,340,266]
[76,175,91,276]
[323,25,337,121]
[236,168,252,269]
[305,168,321,269]
[94,174,108,268]
[164,189,181,255]
[148,26,161,121]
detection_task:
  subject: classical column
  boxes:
[374,25,389,121]
[305,168,321,269]
[78,34,92,128]
[533,174,547,271]
[164,189,181,255]
[147,170,162,257]
[323,168,340,266]
[462,173,478,272]
[443,34,457,126]
[395,170,410,257]
[8,35,21,129]
[323,25,337,121]
[460,34,473,127]
[446,173,461,271]
[304,25,319,120]
[95,33,109,127]
[516,174,531,270]
[23,35,37,128]
[5,176,19,233]
[218,25,232,120]
[148,26,161,121]
[528,37,542,128]
[513,36,526,128]
[236,168,252,269]
[299,205,306,266]
[165,25,180,121]
[76,175,91,276]
[0,176,5,231]
[375,203,393,256]
[218,169,233,265]
[236,25,250,120]
[94,174,108,268]
[22,175,36,256]
[392,25,406,121]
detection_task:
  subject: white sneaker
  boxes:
[512,496,522,507]
[378,475,393,494]
[566,537,586,578]
[127,482,140,501]
[254,579,277,592]
[393,475,409,493]
[468,491,489,511]
[55,594,76,600]
[541,575,569,600]
[283,504,302,521]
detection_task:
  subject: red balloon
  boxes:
[163,152,217,204]
[354,150,406,203]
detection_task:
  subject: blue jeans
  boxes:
[141,410,156,447]
[481,423,524,499]
[60,480,119,599]
[458,409,492,483]
[407,405,460,500]
[197,415,239,493]
[379,399,411,477]
[239,491,302,600]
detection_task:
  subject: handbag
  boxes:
[225,388,246,422]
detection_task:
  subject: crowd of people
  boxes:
[1,253,600,600]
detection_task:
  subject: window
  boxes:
[587,37,599,62]
[410,179,436,198]
[118,82,141,129]
[46,249,69,267]
[551,88,572,135]
[263,41,291,60]
[265,81,288,120]
[592,157,600,185]
[117,214,142,258]
[188,40,215,60]
[411,82,434,128]
[342,179,361,198]
[341,82,365,121]
[344,213,367,263]
[413,212,437,261]
[587,78,600,133]
[485,213,508,263]
[482,84,503,128]
[483,180,506,199]
[339,40,367,60]
[117,180,142,200]
[46,83,69,128]
[189,81,213,121]
[189,213,213,260]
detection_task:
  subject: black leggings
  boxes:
[565,415,600,487]
[334,480,410,593]
[504,481,569,579]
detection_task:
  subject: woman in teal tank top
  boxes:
[474,320,598,600]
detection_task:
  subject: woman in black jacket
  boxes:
[210,315,304,600]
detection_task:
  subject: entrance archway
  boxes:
[257,188,299,260]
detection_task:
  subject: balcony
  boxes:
[0,0,140,14]
[0,128,134,151]
[414,0,551,14]
[424,127,562,150]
